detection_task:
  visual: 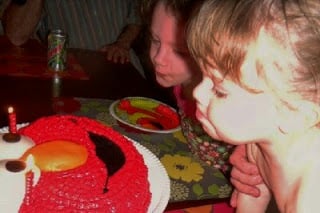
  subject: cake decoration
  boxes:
[0,155,40,212]
[0,107,35,160]
[0,115,152,212]
[8,106,17,134]
[20,140,88,172]
[89,132,126,193]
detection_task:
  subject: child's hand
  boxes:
[100,42,130,64]
[229,145,263,207]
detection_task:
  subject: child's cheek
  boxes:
[211,96,277,142]
[209,100,259,142]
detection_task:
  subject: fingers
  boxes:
[230,178,260,198]
[229,145,259,175]
[111,50,129,64]
[229,145,263,197]
[100,44,130,64]
[230,170,261,198]
[230,189,239,208]
[231,166,263,186]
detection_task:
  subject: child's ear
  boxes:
[278,101,320,134]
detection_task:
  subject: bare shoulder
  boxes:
[296,157,320,212]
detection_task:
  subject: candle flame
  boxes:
[8,106,13,114]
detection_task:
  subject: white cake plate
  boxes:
[0,124,171,213]
[129,138,170,213]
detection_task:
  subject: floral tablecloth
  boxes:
[72,97,232,203]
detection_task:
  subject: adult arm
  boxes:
[229,145,263,207]
[100,0,141,63]
[100,24,141,64]
[3,0,43,46]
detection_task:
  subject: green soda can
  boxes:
[48,29,67,71]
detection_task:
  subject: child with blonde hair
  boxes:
[187,0,320,212]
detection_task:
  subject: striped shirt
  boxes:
[38,0,144,76]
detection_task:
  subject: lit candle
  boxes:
[8,107,17,133]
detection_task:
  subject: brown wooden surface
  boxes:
[0,36,231,210]
[0,36,174,126]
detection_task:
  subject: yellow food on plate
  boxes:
[20,140,88,172]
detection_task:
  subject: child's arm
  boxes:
[236,182,271,213]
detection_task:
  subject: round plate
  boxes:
[109,97,180,133]
[129,138,170,213]
[0,124,171,212]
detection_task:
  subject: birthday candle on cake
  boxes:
[8,106,17,133]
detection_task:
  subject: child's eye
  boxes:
[173,47,190,57]
[150,37,160,45]
[174,48,190,58]
[213,88,227,98]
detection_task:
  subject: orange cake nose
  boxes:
[20,140,88,172]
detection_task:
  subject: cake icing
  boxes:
[0,115,151,212]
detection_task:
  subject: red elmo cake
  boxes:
[1,115,151,212]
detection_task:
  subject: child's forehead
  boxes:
[251,28,298,80]
[255,28,294,60]
[200,28,295,93]
[208,28,293,72]
[151,4,187,43]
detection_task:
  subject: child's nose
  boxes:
[152,46,168,67]
[193,77,212,106]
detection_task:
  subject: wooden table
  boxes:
[0,36,174,126]
[0,35,231,211]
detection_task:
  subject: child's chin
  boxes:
[156,79,172,88]
[202,124,229,144]
[201,122,219,139]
